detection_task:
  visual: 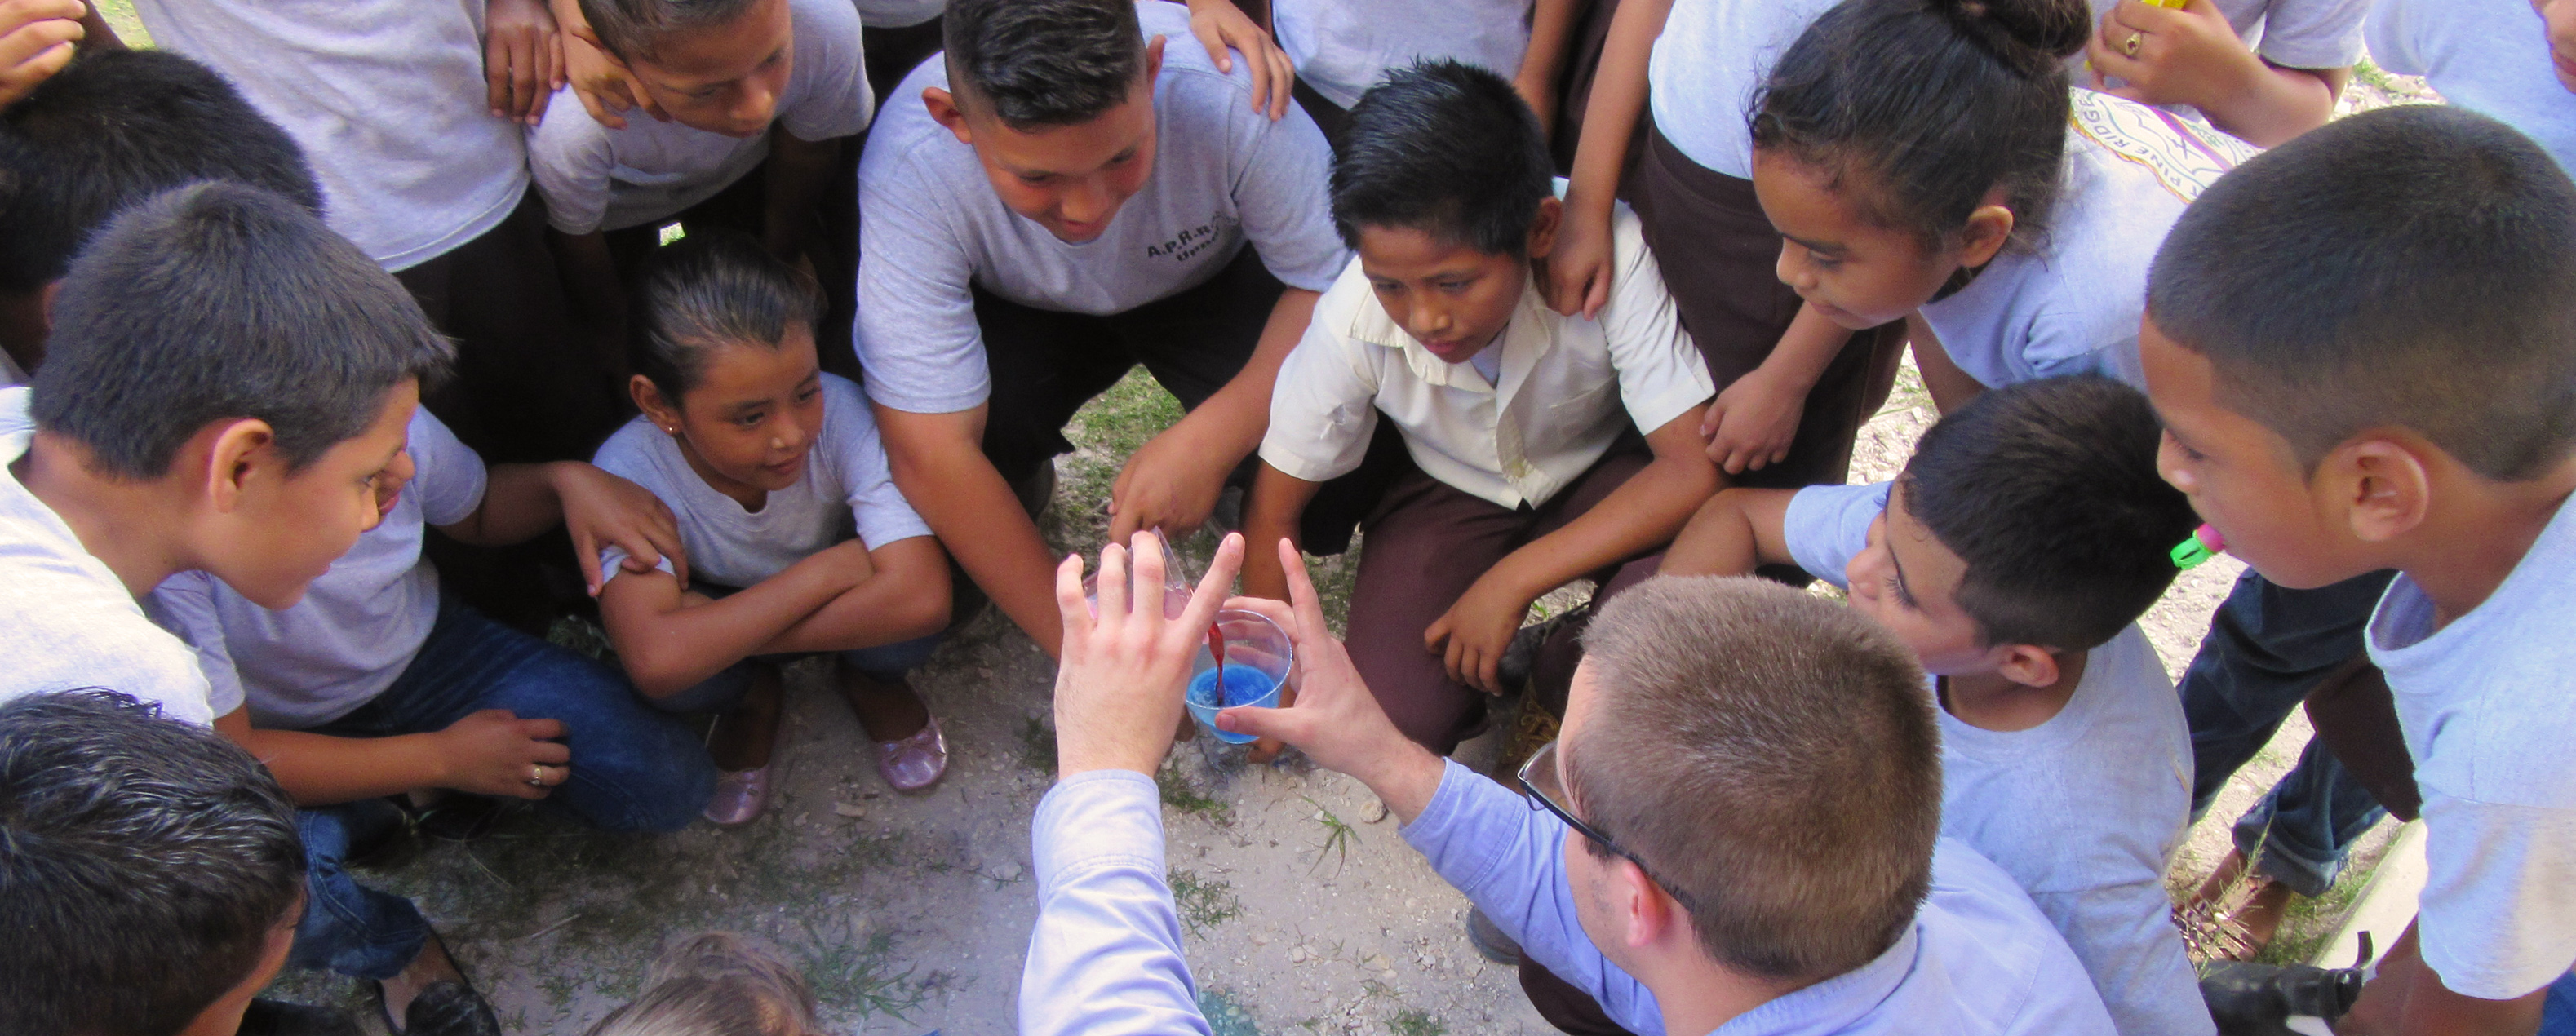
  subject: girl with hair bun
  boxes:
[1745,0,2255,414]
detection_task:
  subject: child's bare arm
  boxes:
[752,535,951,654]
[1703,302,1857,475]
[1545,0,1676,318]
[1660,486,1800,577]
[1906,314,1986,414]
[762,131,840,263]
[1434,404,1719,692]
[437,461,689,597]
[1239,461,1320,603]
[2081,0,2346,148]
[597,538,874,697]
[1513,0,1586,136]
[215,706,569,806]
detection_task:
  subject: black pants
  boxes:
[970,244,1403,552]
[400,188,619,464]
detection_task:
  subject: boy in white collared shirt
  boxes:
[1241,60,1717,755]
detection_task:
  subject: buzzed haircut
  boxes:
[1331,60,1554,256]
[576,0,763,63]
[1901,374,2199,650]
[30,182,454,480]
[2148,104,2576,482]
[0,48,321,293]
[942,0,1143,127]
[1569,577,1939,982]
[0,690,305,1036]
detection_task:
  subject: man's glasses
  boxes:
[1515,740,1700,914]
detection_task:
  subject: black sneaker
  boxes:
[238,999,362,1036]
[1495,601,1593,698]
[403,981,502,1036]
[2201,961,2366,1035]
[1465,907,1524,966]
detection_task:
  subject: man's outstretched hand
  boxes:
[1215,538,1445,824]
[1053,531,1246,778]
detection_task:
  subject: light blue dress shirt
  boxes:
[1020,761,2121,1035]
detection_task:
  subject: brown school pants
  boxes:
[1345,447,1660,755]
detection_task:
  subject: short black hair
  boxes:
[1900,374,2199,650]
[632,228,823,404]
[1331,60,1554,256]
[576,0,764,63]
[31,182,453,480]
[0,690,304,1036]
[0,49,321,294]
[1753,0,2089,251]
[942,0,1143,127]
[2148,105,2576,482]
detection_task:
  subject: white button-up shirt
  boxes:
[1259,196,1713,510]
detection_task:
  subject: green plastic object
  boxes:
[2172,525,2224,569]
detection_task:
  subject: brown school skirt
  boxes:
[1621,111,1907,489]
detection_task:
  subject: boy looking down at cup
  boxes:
[1661,374,2208,1035]
[1239,60,1717,755]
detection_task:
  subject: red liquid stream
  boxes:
[1208,622,1227,693]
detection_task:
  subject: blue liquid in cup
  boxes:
[1187,667,1280,744]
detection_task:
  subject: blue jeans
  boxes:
[2181,569,2396,897]
[289,596,718,979]
[2541,972,2576,1036]
[650,635,943,715]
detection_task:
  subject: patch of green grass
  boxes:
[2349,57,2426,100]
[1018,715,1059,774]
[1168,867,1244,934]
[93,0,149,46]
[1159,759,1233,823]
[1055,369,1189,543]
[1302,796,1358,879]
[796,919,929,1023]
[1386,1007,1447,1036]
[2256,867,2368,967]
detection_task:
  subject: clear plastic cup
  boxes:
[1186,609,1292,745]
[1082,529,1192,619]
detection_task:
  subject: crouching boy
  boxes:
[1240,60,1717,754]
[1660,375,2210,1035]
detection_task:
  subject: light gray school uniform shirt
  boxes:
[1785,481,2210,1036]
[1271,0,1531,110]
[131,0,530,271]
[2367,491,2576,1001]
[590,373,930,590]
[2370,0,2576,176]
[853,0,1348,415]
[527,0,873,236]
[0,387,223,725]
[146,408,484,730]
[1918,91,2254,394]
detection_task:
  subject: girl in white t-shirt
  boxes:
[592,232,951,825]
[1730,0,2249,418]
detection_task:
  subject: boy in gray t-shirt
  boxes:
[1660,376,2211,1036]
[857,0,1350,656]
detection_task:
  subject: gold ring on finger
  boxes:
[2124,31,2144,56]
[529,764,546,786]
